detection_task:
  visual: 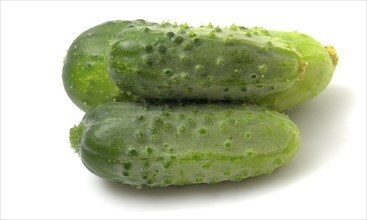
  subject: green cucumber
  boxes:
[108,23,305,103]
[63,20,337,112]
[254,29,338,111]
[62,20,157,112]
[70,102,301,188]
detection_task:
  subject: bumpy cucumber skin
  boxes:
[254,30,337,111]
[62,20,157,112]
[108,23,304,103]
[70,102,301,188]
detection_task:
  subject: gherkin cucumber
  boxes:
[70,102,301,188]
[62,20,157,112]
[254,30,338,111]
[108,23,305,103]
[63,20,337,112]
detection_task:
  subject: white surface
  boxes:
[1,1,366,219]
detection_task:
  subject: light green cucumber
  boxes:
[70,102,301,188]
[62,20,157,112]
[254,29,338,111]
[108,22,305,103]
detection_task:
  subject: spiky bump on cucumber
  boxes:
[70,102,301,188]
[108,22,306,103]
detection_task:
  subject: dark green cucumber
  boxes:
[70,102,301,188]
[62,20,157,112]
[108,23,305,103]
[254,29,338,111]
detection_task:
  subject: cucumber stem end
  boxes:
[325,45,338,67]
[70,124,85,154]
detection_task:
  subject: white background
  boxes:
[1,1,366,219]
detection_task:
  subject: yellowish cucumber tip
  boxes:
[325,45,339,66]
[298,61,308,81]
